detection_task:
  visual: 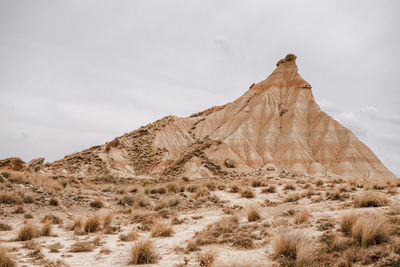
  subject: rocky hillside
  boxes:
[5,54,395,180]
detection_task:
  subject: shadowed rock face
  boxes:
[43,54,396,180]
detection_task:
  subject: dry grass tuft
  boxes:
[130,240,158,264]
[49,197,60,206]
[274,232,313,266]
[247,207,261,222]
[0,192,21,205]
[84,215,100,233]
[351,215,390,248]
[0,247,16,267]
[294,210,311,224]
[284,193,301,203]
[103,212,114,228]
[41,222,52,236]
[48,242,63,253]
[353,191,389,207]
[283,183,296,190]
[69,241,94,252]
[0,223,12,231]
[151,223,174,237]
[120,230,138,242]
[90,199,104,209]
[340,213,358,236]
[198,249,217,267]
[71,217,83,234]
[42,215,62,224]
[229,184,240,193]
[262,185,276,193]
[16,223,39,241]
[241,188,254,198]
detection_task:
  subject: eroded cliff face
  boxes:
[41,54,396,180]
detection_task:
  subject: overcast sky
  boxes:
[0,0,399,176]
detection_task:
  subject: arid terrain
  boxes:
[0,54,399,267]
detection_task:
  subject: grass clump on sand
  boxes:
[130,240,158,264]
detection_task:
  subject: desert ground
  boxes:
[0,170,399,267]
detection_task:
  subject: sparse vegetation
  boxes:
[241,188,254,198]
[0,223,12,231]
[0,192,21,205]
[42,215,62,224]
[120,230,138,242]
[17,223,39,241]
[198,249,217,267]
[130,240,158,264]
[84,215,100,233]
[69,241,94,252]
[247,207,261,222]
[351,215,390,247]
[294,210,310,224]
[49,197,60,206]
[354,191,389,207]
[151,223,174,237]
[90,199,104,209]
[274,232,312,266]
[284,193,301,203]
[0,247,16,267]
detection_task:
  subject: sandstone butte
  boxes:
[2,54,397,181]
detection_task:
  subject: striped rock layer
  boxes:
[44,54,396,180]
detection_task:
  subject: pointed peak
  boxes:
[276,54,297,67]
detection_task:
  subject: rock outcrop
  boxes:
[41,54,397,180]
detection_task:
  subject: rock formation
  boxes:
[40,54,396,180]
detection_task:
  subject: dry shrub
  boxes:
[103,212,114,228]
[13,206,24,214]
[284,193,301,203]
[194,216,239,246]
[84,215,100,233]
[131,210,159,231]
[49,197,60,206]
[274,232,313,266]
[262,185,276,193]
[0,247,15,267]
[230,184,240,193]
[241,188,254,198]
[194,187,210,199]
[71,217,83,234]
[41,222,52,236]
[120,230,138,242]
[354,191,389,207]
[340,213,358,236]
[69,241,94,252]
[48,242,63,253]
[251,179,262,187]
[330,236,353,251]
[198,249,217,267]
[151,223,174,237]
[315,180,324,187]
[284,183,296,190]
[351,215,390,247]
[130,240,158,264]
[90,199,104,209]
[16,223,40,241]
[42,215,62,224]
[26,173,62,190]
[294,210,311,224]
[0,223,11,231]
[42,259,69,267]
[23,194,35,203]
[247,207,261,222]
[0,192,21,205]
[154,196,180,211]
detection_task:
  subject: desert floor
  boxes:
[0,171,399,266]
